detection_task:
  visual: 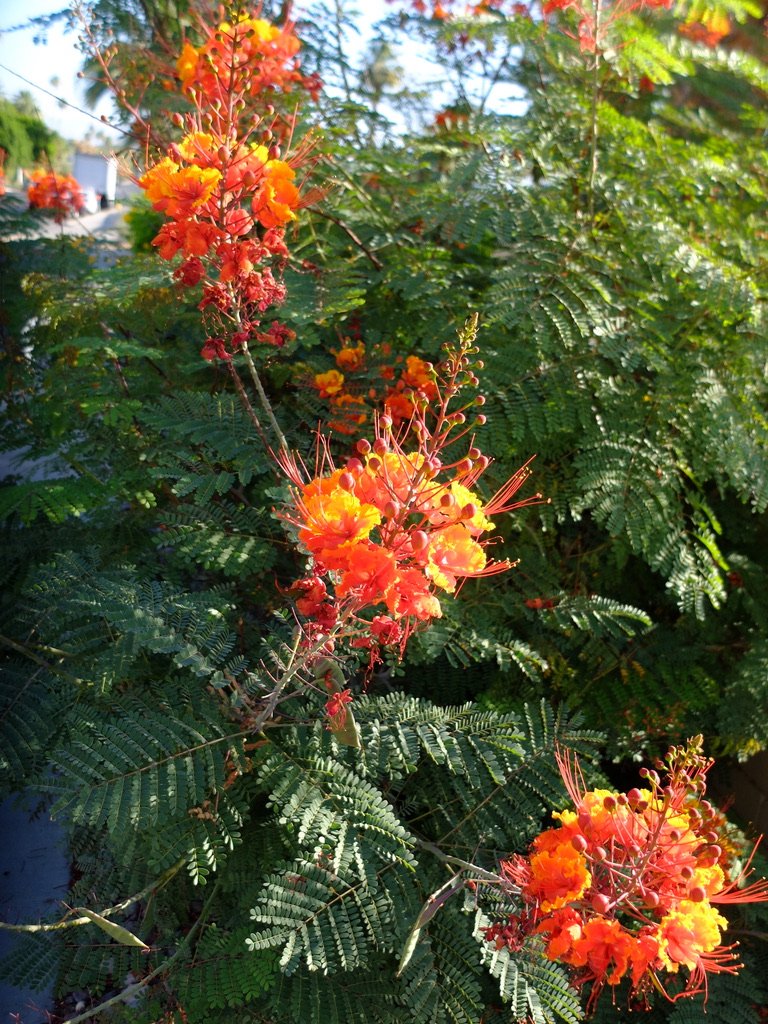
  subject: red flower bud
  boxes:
[591,893,611,914]
[411,530,429,552]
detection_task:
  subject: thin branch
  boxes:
[226,359,271,450]
[0,860,185,934]
[310,207,383,270]
[0,633,82,683]
[240,342,289,453]
[62,880,221,1024]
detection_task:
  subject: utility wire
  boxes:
[0,61,131,137]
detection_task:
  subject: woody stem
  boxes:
[241,340,289,453]
[227,360,270,450]
[587,0,601,228]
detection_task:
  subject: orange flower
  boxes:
[176,40,200,88]
[569,918,658,989]
[253,160,300,228]
[679,11,730,46]
[27,170,85,219]
[140,160,221,218]
[657,901,728,974]
[384,566,443,621]
[298,488,381,558]
[424,524,487,592]
[334,541,399,606]
[383,390,416,424]
[314,370,346,399]
[355,451,429,511]
[487,739,768,1009]
[333,340,366,371]
[152,220,224,260]
[536,906,584,959]
[524,830,591,912]
[400,354,437,398]
[177,131,218,166]
[328,393,368,435]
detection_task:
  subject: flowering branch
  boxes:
[484,737,768,1010]
[276,313,546,727]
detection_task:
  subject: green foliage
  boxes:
[124,195,165,252]
[2,2,768,1022]
[0,97,68,177]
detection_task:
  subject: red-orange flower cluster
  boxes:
[176,15,320,104]
[280,323,543,695]
[391,0,514,18]
[679,10,730,47]
[311,337,443,436]
[541,0,672,53]
[486,739,768,1009]
[27,169,85,221]
[137,10,318,360]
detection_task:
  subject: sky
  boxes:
[0,1,394,143]
[0,0,119,140]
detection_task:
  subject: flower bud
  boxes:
[411,530,429,553]
[627,788,643,806]
[339,472,355,492]
[475,394,486,406]
[468,447,481,460]
[591,893,611,915]
[592,846,607,862]
[346,457,363,474]
[571,834,588,853]
[689,886,706,903]
[356,439,372,456]
[461,503,478,520]
[441,492,455,508]
[383,500,400,519]
[380,414,393,431]
[603,794,617,812]
[373,438,388,456]
[644,891,660,909]
[475,414,487,425]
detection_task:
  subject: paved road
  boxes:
[2,194,129,246]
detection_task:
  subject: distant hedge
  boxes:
[0,99,67,180]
